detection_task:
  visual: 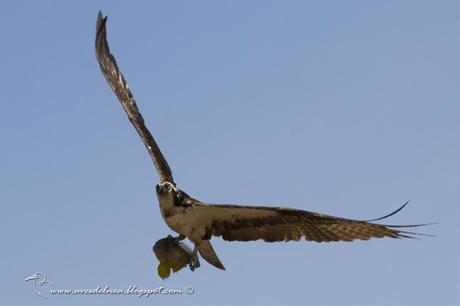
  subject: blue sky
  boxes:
[2,1,459,305]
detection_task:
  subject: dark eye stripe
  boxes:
[173,192,183,207]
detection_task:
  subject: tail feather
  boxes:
[198,240,225,270]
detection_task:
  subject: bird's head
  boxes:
[25,272,46,282]
[156,181,188,207]
[156,181,176,195]
[25,273,39,282]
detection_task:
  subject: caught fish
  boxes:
[153,236,194,279]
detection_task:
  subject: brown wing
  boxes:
[193,203,426,242]
[95,11,174,184]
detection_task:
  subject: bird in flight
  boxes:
[95,11,428,271]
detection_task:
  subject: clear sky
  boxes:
[2,1,459,305]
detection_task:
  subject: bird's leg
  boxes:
[166,234,186,246]
[189,244,201,271]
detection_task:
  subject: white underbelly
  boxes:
[159,199,206,242]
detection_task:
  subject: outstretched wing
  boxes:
[95,11,174,184]
[192,203,426,242]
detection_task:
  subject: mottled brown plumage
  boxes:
[172,199,424,244]
[210,208,404,242]
[95,12,174,184]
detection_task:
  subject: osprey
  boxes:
[95,11,427,271]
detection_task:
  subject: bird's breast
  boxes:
[158,195,188,233]
[158,197,205,241]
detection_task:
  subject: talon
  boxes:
[189,257,200,271]
[166,234,185,247]
[189,244,200,271]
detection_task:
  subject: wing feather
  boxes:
[95,11,174,184]
[190,203,425,243]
